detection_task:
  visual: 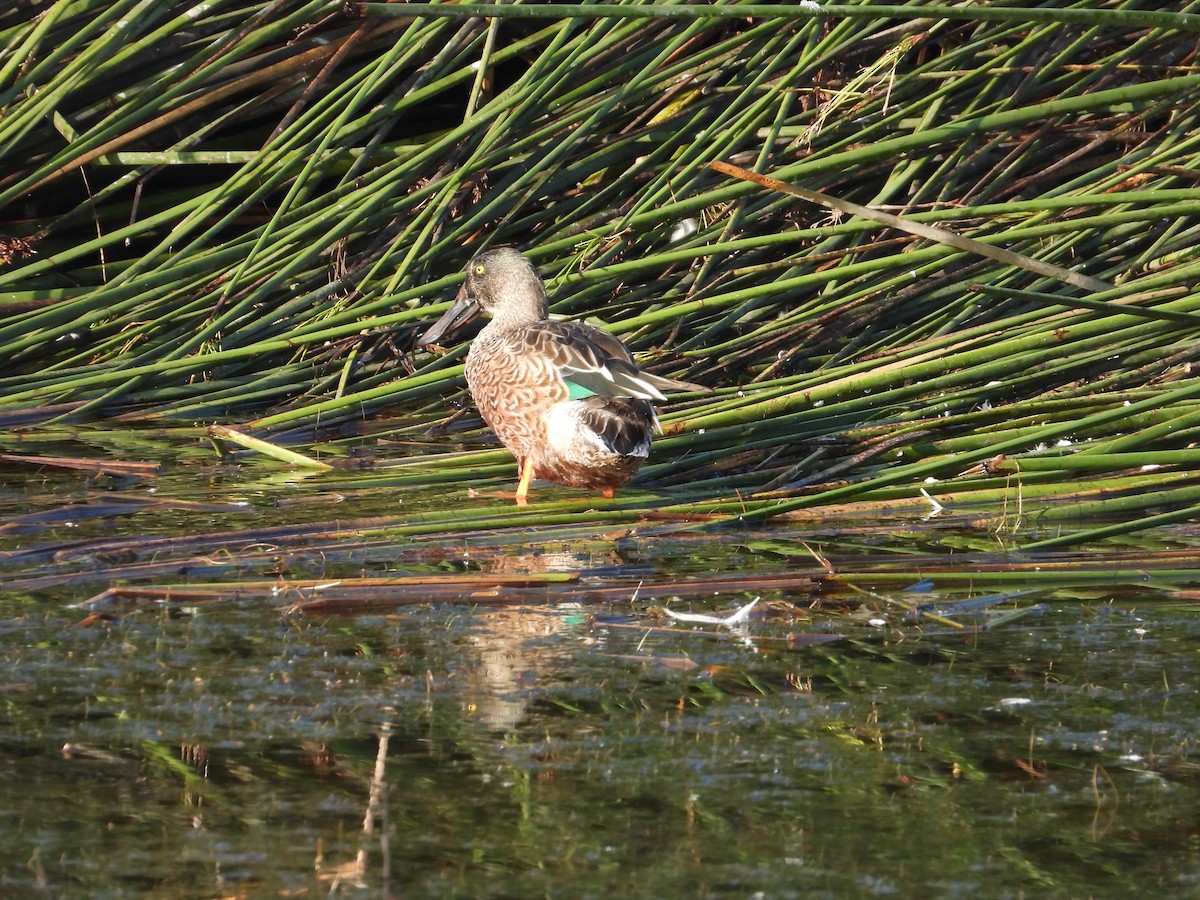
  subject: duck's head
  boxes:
[418,247,547,348]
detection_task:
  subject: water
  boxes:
[1,437,1198,897]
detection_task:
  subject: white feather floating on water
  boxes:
[662,598,759,627]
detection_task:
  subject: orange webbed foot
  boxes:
[514,458,534,506]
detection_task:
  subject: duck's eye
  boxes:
[473,264,486,276]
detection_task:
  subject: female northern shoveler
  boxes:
[419,247,708,504]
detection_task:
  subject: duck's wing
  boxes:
[529,321,709,401]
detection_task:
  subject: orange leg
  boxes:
[601,487,616,499]
[514,457,534,505]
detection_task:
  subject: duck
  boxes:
[418,247,708,504]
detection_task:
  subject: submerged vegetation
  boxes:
[2,1,1200,542]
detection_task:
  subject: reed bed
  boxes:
[2,1,1200,544]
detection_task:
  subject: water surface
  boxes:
[2,437,1198,897]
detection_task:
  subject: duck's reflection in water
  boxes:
[457,548,625,733]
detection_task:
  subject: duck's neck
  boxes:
[486,283,548,331]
